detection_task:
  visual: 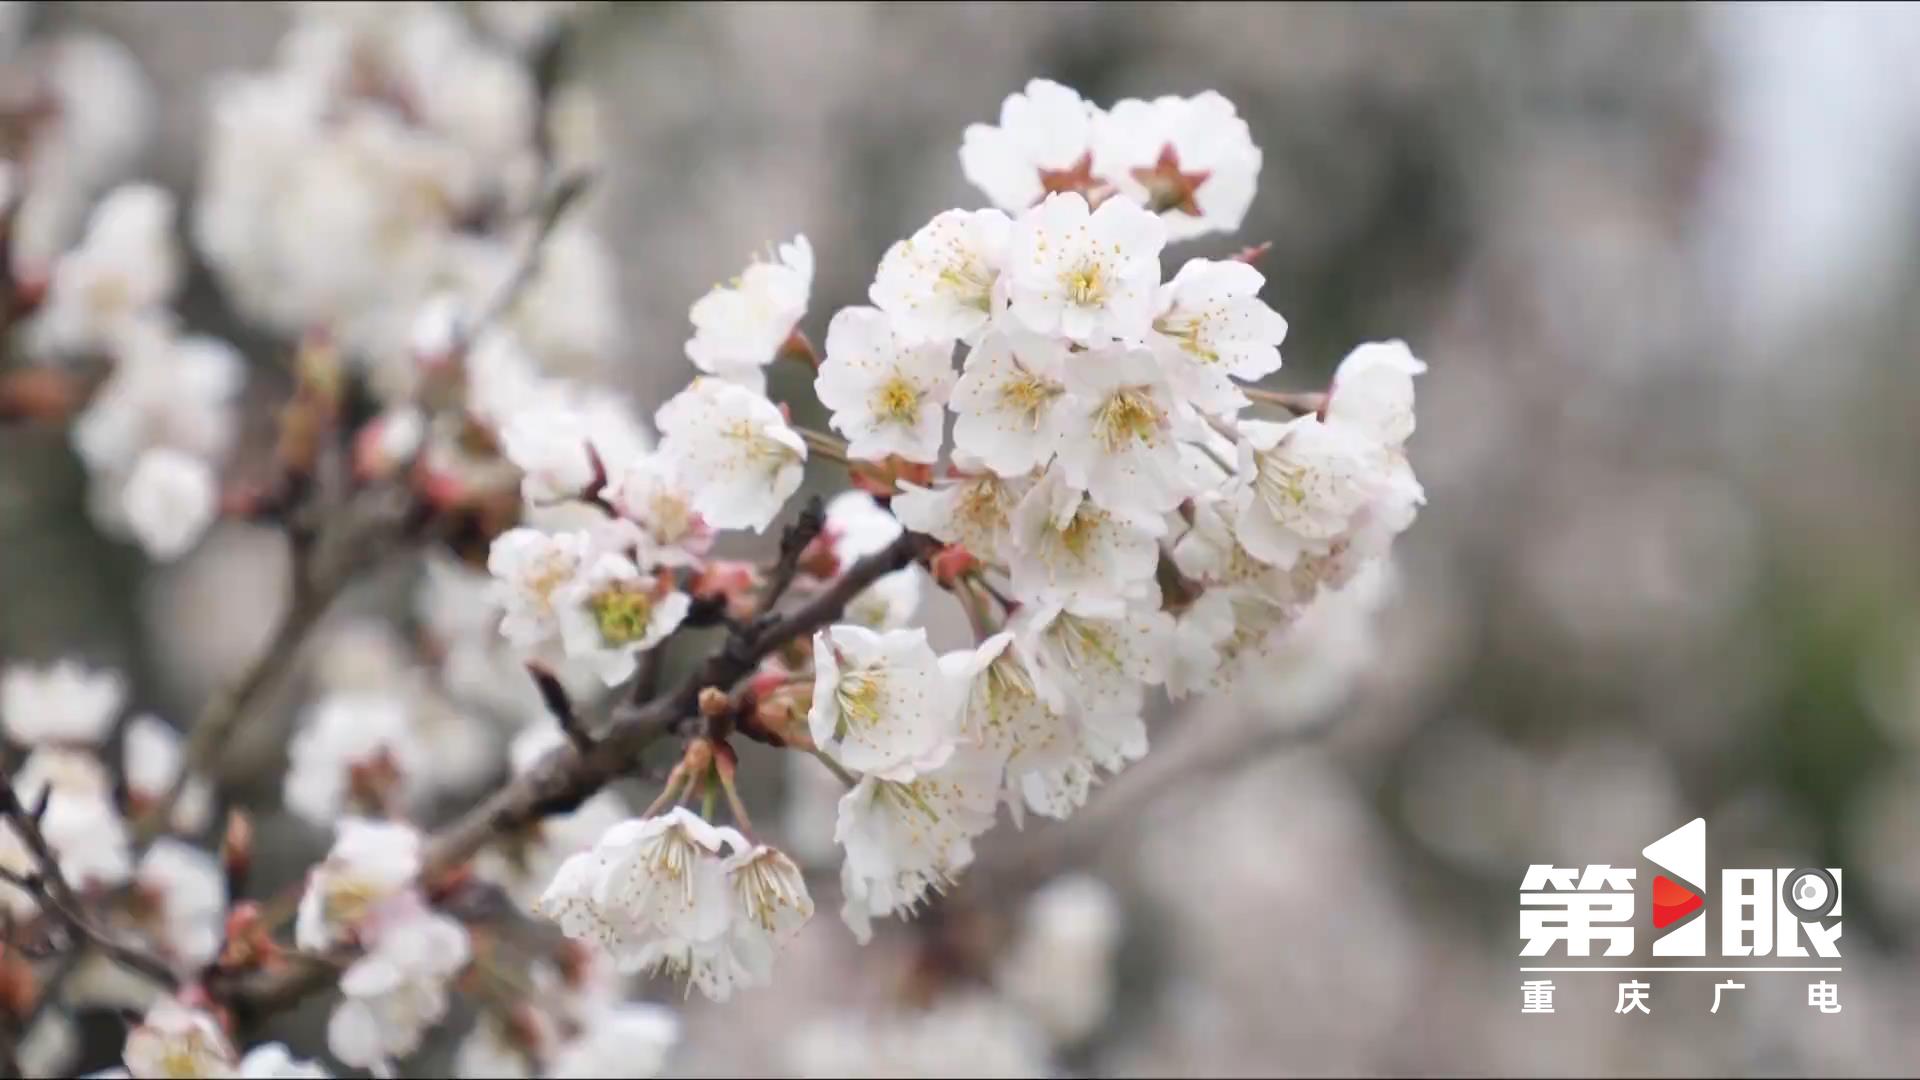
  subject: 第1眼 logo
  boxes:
[1519,818,1843,960]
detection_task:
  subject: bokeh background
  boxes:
[5,2,1920,1076]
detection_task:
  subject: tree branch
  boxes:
[213,526,936,1017]
[0,789,179,989]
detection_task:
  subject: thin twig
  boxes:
[528,663,593,753]
[1243,386,1327,415]
[0,788,178,989]
[757,495,827,618]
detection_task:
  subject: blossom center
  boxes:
[834,670,886,736]
[998,371,1063,429]
[734,853,804,933]
[1254,450,1312,513]
[1092,388,1163,451]
[1056,504,1105,559]
[936,261,995,312]
[1154,313,1220,364]
[872,377,922,424]
[1062,261,1107,306]
[589,584,655,646]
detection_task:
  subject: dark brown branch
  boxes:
[528,663,593,753]
[213,528,936,1015]
[757,494,827,619]
[0,789,179,989]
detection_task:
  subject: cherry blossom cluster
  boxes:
[0,3,1429,1071]
[502,75,1426,1002]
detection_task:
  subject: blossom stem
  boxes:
[795,426,850,465]
[700,770,720,821]
[807,748,858,790]
[641,763,689,818]
[714,754,755,836]
[1244,386,1327,415]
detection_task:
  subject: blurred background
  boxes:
[4,2,1920,1076]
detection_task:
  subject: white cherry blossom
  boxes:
[0,660,124,746]
[133,839,226,970]
[1015,706,1149,821]
[121,446,219,562]
[553,553,691,685]
[237,1044,331,1078]
[121,997,237,1079]
[891,465,1027,565]
[1052,344,1190,514]
[1149,257,1289,413]
[960,78,1101,213]
[71,323,243,477]
[942,632,1079,785]
[1008,465,1163,609]
[685,235,812,391]
[30,182,180,359]
[1017,596,1173,716]
[655,378,806,533]
[1230,414,1388,570]
[500,404,600,505]
[816,306,956,463]
[869,207,1012,344]
[295,818,423,952]
[543,1004,680,1079]
[121,714,213,834]
[809,625,960,780]
[948,330,1071,476]
[600,452,709,563]
[1326,338,1427,448]
[1006,192,1165,344]
[487,527,594,652]
[327,899,472,1073]
[536,808,733,975]
[835,747,1001,943]
[473,726,631,910]
[285,692,428,826]
[1092,91,1261,242]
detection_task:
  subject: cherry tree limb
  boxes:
[0,788,179,989]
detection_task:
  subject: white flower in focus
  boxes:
[1006,192,1165,344]
[285,693,427,826]
[825,491,923,630]
[121,447,219,562]
[134,839,226,969]
[1008,465,1162,610]
[30,183,179,359]
[543,1003,679,1079]
[816,306,956,463]
[1052,345,1189,515]
[960,78,1100,213]
[1092,91,1261,242]
[891,466,1026,565]
[870,208,1012,344]
[655,378,806,533]
[487,527,593,651]
[536,808,733,975]
[1017,598,1172,716]
[0,660,123,746]
[685,235,812,391]
[948,331,1070,477]
[1015,706,1149,822]
[1326,339,1427,449]
[1149,258,1288,413]
[601,453,709,563]
[295,818,423,953]
[1165,587,1241,700]
[554,554,691,685]
[809,625,959,780]
[237,1044,331,1078]
[327,901,471,1072]
[835,748,1000,943]
[1230,415,1386,570]
[942,632,1077,785]
[121,997,237,1079]
[717,843,813,988]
